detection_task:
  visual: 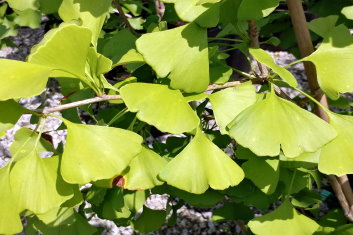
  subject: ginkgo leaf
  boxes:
[237,0,280,21]
[0,59,53,100]
[308,15,338,38]
[227,91,337,158]
[120,83,200,134]
[10,127,54,162]
[0,165,22,234]
[209,81,256,134]
[58,0,112,44]
[159,129,244,194]
[10,153,77,214]
[248,200,319,235]
[28,24,92,79]
[120,146,167,190]
[136,23,209,93]
[319,113,353,176]
[102,29,144,66]
[242,158,279,194]
[6,0,38,11]
[61,121,143,184]
[301,25,353,99]
[342,6,353,20]
[249,48,297,87]
[86,47,112,78]
[0,100,25,136]
[161,0,221,27]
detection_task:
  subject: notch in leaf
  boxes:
[159,129,244,194]
[227,91,337,158]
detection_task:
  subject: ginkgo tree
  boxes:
[1,0,353,234]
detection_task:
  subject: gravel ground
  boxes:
[0,26,316,234]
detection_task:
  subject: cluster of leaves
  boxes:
[1,0,353,234]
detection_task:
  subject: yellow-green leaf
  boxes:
[136,23,209,93]
[227,92,337,157]
[159,129,244,194]
[120,83,200,134]
[61,121,143,184]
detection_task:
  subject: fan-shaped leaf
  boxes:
[6,0,38,11]
[120,83,199,134]
[0,165,22,234]
[248,200,319,235]
[227,91,337,157]
[308,15,338,38]
[209,81,256,134]
[136,23,209,93]
[10,153,77,214]
[159,129,244,194]
[301,25,353,99]
[249,48,297,87]
[58,0,111,44]
[161,0,220,27]
[28,24,92,79]
[120,146,167,190]
[0,59,53,100]
[61,121,143,184]
[319,113,353,176]
[132,206,167,233]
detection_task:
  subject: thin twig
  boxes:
[154,0,165,20]
[36,80,263,114]
[287,0,353,221]
[112,0,137,34]
[39,95,122,114]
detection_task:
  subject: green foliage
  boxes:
[1,0,353,233]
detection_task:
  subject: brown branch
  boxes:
[287,0,353,221]
[247,20,268,78]
[154,0,165,20]
[112,0,136,34]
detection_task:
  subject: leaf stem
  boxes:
[107,107,128,126]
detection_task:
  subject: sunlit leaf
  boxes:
[0,100,25,136]
[342,6,353,20]
[0,165,22,234]
[319,113,353,176]
[227,91,337,157]
[28,24,92,79]
[161,0,221,27]
[10,153,77,214]
[36,207,76,227]
[248,200,319,235]
[0,59,52,100]
[58,0,112,44]
[120,146,167,190]
[61,121,143,184]
[136,23,209,93]
[249,48,298,87]
[10,127,54,162]
[301,25,353,99]
[209,81,256,134]
[6,0,38,11]
[159,129,244,194]
[120,83,200,134]
[14,9,41,28]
